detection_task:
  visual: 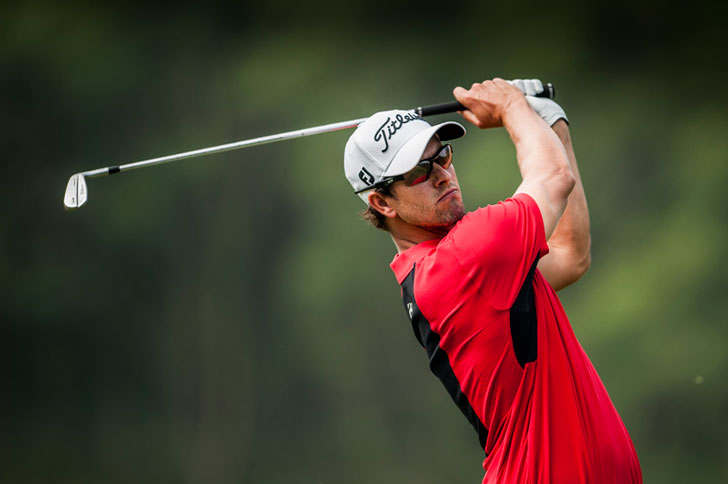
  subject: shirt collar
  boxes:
[389,238,440,284]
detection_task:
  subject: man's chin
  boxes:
[399,200,466,232]
[442,203,466,226]
[422,207,466,232]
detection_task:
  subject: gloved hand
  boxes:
[508,79,568,126]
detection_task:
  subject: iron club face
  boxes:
[63,173,88,210]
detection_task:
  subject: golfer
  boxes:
[344,78,642,483]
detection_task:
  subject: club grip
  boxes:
[415,82,555,117]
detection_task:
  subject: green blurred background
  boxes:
[2,1,727,482]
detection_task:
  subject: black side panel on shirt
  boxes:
[510,258,540,367]
[401,266,489,450]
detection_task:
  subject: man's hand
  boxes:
[508,79,569,127]
[453,78,528,129]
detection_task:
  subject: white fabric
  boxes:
[508,79,568,126]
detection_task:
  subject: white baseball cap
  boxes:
[344,110,466,203]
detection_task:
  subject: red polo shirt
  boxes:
[390,193,641,484]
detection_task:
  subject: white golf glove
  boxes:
[508,79,568,126]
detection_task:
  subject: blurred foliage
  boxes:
[2,1,727,483]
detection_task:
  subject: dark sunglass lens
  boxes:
[404,163,432,186]
[402,145,453,186]
[404,164,431,186]
[437,145,453,168]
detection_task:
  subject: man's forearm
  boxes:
[503,100,571,184]
[502,99,574,239]
[545,121,591,271]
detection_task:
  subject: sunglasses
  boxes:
[356,144,453,193]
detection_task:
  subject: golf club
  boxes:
[63,82,555,210]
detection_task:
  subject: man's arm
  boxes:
[454,79,575,240]
[536,121,592,291]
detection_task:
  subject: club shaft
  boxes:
[83,117,367,178]
[79,81,555,179]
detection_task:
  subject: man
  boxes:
[343,78,642,483]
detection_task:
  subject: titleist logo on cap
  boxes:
[374,113,421,152]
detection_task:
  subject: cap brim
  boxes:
[382,121,466,177]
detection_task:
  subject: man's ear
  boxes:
[368,191,397,219]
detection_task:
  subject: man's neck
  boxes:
[390,223,451,253]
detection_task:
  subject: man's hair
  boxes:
[360,185,394,231]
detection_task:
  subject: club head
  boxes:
[64,173,88,210]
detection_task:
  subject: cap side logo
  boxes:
[358,167,375,186]
[373,113,421,152]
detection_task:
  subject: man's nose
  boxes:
[431,163,452,186]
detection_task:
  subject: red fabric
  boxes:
[390,194,642,484]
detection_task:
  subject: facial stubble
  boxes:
[396,194,466,231]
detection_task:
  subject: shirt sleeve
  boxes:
[448,193,549,311]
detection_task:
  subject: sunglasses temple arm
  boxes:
[414,82,555,117]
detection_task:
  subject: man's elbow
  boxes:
[557,169,576,201]
[568,241,592,284]
[573,247,591,280]
[556,244,592,290]
[549,168,576,214]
